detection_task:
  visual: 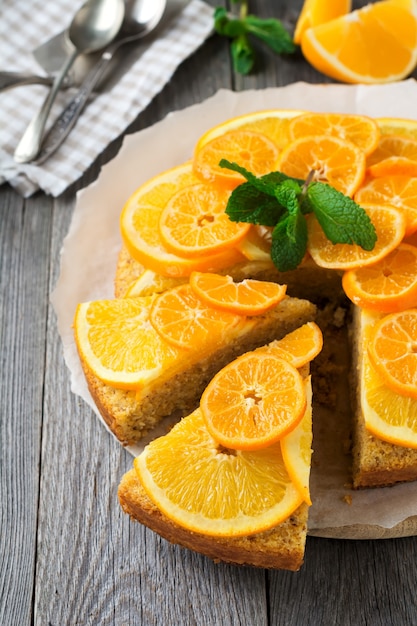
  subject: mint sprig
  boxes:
[219,159,377,272]
[214,1,296,75]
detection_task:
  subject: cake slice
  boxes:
[74,283,316,445]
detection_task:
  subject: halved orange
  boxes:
[74,297,182,390]
[258,322,323,369]
[360,309,417,448]
[281,377,313,505]
[134,407,303,537]
[288,112,380,155]
[342,243,417,313]
[355,175,417,237]
[307,204,406,269]
[189,272,287,316]
[300,1,417,84]
[368,308,417,399]
[149,284,245,351]
[277,135,366,196]
[293,0,351,45]
[193,130,280,190]
[120,162,244,277]
[200,349,307,451]
[158,184,250,258]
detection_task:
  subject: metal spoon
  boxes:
[14,0,125,164]
[34,0,168,165]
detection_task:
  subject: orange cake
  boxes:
[73,109,417,569]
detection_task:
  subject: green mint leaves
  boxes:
[214,1,296,75]
[220,159,377,272]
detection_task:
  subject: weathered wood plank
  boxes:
[0,188,53,626]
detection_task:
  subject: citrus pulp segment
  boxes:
[189,272,287,316]
[342,243,417,313]
[368,309,417,399]
[355,175,417,237]
[120,161,244,277]
[74,298,182,390]
[134,408,304,537]
[149,284,246,351]
[281,377,313,505]
[158,184,250,257]
[360,310,417,447]
[300,1,417,84]
[307,204,406,270]
[288,112,380,155]
[277,135,366,196]
[200,350,307,451]
[192,130,280,189]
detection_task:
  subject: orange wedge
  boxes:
[120,162,244,277]
[342,243,417,313]
[293,0,351,45]
[193,130,280,190]
[288,112,380,155]
[307,204,406,269]
[149,284,245,351]
[281,377,313,505]
[277,135,366,196]
[355,175,417,237]
[259,321,323,369]
[134,407,303,537]
[200,349,307,451]
[300,1,417,84]
[189,272,287,316]
[368,309,417,399]
[158,183,250,257]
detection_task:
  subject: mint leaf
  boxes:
[231,34,255,74]
[214,8,246,37]
[220,159,291,196]
[226,182,286,225]
[307,182,377,250]
[271,211,308,272]
[244,15,297,55]
[274,179,302,215]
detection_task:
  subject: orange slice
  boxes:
[194,109,304,153]
[124,269,186,298]
[134,407,303,537]
[281,377,313,505]
[342,243,417,313]
[360,309,417,448]
[158,183,250,257]
[120,162,244,277]
[200,349,307,451]
[367,134,417,177]
[355,175,417,237]
[259,321,323,369]
[277,135,366,196]
[368,309,417,399]
[149,284,245,351]
[189,272,287,316]
[293,0,351,45]
[193,130,280,190]
[300,1,417,84]
[307,204,406,269]
[368,157,417,178]
[288,112,380,155]
[377,117,417,141]
[74,297,181,390]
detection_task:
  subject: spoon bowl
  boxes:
[14,0,125,164]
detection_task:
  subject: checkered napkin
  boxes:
[0,0,214,197]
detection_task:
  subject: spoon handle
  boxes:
[34,47,118,165]
[14,50,78,163]
[0,72,57,92]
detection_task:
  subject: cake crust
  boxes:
[118,469,308,570]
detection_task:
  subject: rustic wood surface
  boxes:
[2,0,417,624]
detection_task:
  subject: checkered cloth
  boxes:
[0,0,214,197]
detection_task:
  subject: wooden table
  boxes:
[2,1,417,624]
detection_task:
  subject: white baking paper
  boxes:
[51,80,417,537]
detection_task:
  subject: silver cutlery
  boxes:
[14,0,125,164]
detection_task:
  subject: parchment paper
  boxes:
[51,80,417,538]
